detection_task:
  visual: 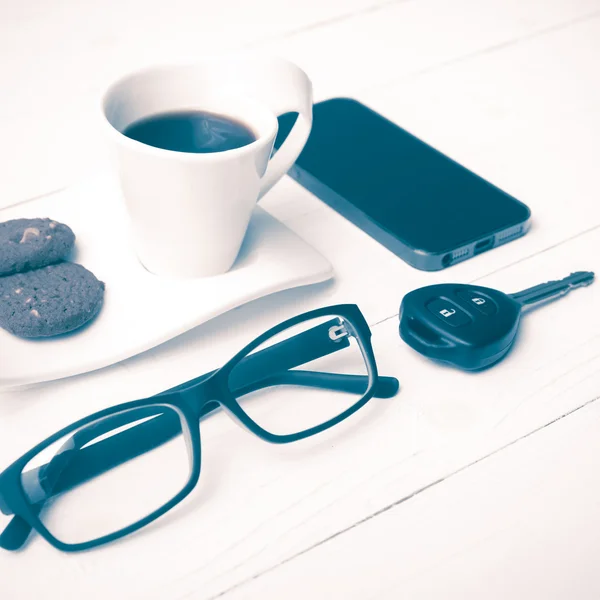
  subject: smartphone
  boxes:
[275,98,531,271]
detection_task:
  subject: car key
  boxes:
[399,271,595,370]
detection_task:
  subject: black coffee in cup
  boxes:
[123,110,257,153]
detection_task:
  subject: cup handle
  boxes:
[257,60,313,199]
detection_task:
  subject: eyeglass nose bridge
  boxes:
[177,374,226,419]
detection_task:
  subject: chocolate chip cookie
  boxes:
[0,218,75,276]
[0,262,105,338]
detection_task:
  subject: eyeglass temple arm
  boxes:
[162,319,397,401]
[15,366,396,509]
[17,365,397,503]
[0,407,186,551]
[16,322,398,501]
[233,370,397,398]
[1,320,398,550]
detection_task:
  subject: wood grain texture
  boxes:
[219,389,600,600]
[1,0,600,598]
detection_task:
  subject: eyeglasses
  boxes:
[0,304,398,552]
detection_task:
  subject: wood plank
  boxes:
[1,0,597,206]
[2,226,599,600]
[0,0,389,208]
[261,0,600,99]
[218,388,600,600]
[359,10,600,263]
[261,9,600,322]
[2,1,600,598]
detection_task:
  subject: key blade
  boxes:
[564,271,595,288]
[510,271,595,307]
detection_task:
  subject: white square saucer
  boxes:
[0,175,333,388]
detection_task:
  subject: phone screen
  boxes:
[276,98,530,257]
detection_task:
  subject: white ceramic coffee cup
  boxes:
[101,55,312,278]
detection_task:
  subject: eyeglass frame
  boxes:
[0,303,399,552]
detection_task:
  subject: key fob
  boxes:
[399,283,522,370]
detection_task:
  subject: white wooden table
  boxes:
[2,1,600,598]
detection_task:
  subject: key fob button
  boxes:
[426,298,472,327]
[457,291,497,316]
